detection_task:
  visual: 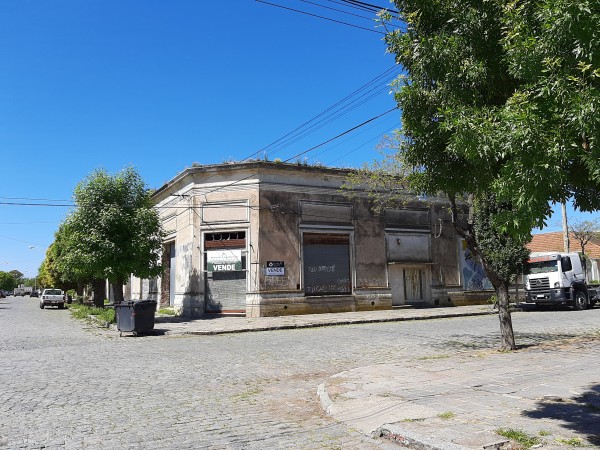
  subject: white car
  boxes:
[40,288,65,309]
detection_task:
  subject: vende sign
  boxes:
[207,250,242,272]
[212,264,238,271]
[266,261,285,276]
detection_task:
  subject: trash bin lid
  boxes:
[115,300,135,308]
[133,299,157,310]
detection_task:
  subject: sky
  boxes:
[1,0,598,279]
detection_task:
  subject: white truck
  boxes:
[525,252,600,310]
[40,288,65,309]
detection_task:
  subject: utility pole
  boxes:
[562,203,569,252]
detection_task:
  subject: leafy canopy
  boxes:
[383,0,600,240]
[0,271,18,291]
[62,167,163,283]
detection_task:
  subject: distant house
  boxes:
[128,161,490,317]
[527,231,600,281]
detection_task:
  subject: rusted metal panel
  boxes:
[386,233,432,263]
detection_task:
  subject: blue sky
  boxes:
[1,1,597,278]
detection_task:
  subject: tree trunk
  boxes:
[496,282,516,351]
[448,196,518,350]
[91,279,106,308]
[76,280,84,297]
[111,279,124,304]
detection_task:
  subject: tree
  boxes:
[62,167,163,304]
[37,227,81,293]
[38,245,59,289]
[0,271,17,291]
[346,145,530,350]
[569,218,600,275]
[376,0,600,349]
[9,270,23,283]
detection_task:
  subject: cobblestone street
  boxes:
[1,296,599,449]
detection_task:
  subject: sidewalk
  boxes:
[150,304,496,335]
[318,336,600,450]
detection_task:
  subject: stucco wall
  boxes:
[151,162,464,318]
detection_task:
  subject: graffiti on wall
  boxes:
[460,240,492,290]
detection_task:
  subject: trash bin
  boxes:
[115,300,157,336]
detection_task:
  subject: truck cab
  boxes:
[525,252,597,310]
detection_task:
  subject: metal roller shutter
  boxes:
[204,232,247,313]
[303,233,351,295]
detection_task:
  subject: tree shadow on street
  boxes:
[431,331,581,352]
[522,384,600,446]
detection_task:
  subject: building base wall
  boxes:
[174,293,205,318]
[246,289,392,318]
[447,289,493,306]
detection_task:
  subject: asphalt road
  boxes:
[1,295,599,449]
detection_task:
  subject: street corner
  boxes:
[318,364,441,436]
[317,364,513,450]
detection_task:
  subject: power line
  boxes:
[282,106,397,161]
[0,201,74,207]
[0,196,72,202]
[243,65,400,161]
[0,108,398,210]
[256,0,386,34]
[339,0,400,16]
[198,107,398,198]
[299,0,401,28]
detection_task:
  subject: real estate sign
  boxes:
[207,249,242,272]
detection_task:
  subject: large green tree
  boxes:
[9,270,23,283]
[38,224,85,294]
[62,167,164,304]
[0,271,18,291]
[376,0,600,349]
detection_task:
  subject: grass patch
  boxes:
[418,354,450,360]
[233,387,262,401]
[496,428,540,449]
[158,308,176,316]
[437,411,455,420]
[538,430,551,436]
[556,437,586,447]
[69,303,115,323]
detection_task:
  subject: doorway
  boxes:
[389,264,430,306]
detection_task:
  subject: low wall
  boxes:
[447,290,494,306]
[246,290,392,318]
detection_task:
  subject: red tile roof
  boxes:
[528,231,600,259]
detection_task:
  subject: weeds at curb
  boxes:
[495,428,540,449]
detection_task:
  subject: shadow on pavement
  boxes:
[429,331,582,352]
[522,384,600,446]
[117,328,168,337]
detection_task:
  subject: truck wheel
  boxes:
[573,291,587,311]
[588,300,596,309]
[39,303,44,309]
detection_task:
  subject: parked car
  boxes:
[30,290,39,298]
[0,291,5,298]
[40,289,65,309]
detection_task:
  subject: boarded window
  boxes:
[303,233,351,295]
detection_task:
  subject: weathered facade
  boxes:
[138,162,467,318]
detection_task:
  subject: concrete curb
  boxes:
[372,424,473,450]
[77,305,498,336]
[316,382,333,415]
[317,380,495,450]
[173,310,497,336]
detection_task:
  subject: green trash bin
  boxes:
[115,300,157,336]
